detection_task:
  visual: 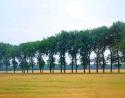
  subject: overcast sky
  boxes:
[0,0,125,45]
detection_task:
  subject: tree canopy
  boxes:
[0,21,125,73]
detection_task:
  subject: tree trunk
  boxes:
[49,61,52,74]
[75,56,78,73]
[117,50,120,73]
[5,64,8,73]
[88,53,91,73]
[96,54,99,73]
[42,68,43,73]
[64,64,66,73]
[84,65,86,74]
[50,69,51,74]
[63,54,66,73]
[102,53,105,73]
[89,62,90,74]
[75,64,78,73]
[21,65,24,73]
[60,64,63,73]
[32,64,34,74]
[52,66,54,73]
[13,65,16,74]
[49,66,51,74]
[40,66,42,73]
[71,64,73,73]
[31,57,34,74]
[27,68,28,73]
[110,48,113,73]
[71,58,73,73]
[24,69,25,74]
[50,69,52,73]
[60,54,63,73]
[118,62,120,73]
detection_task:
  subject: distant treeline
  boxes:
[0,21,125,74]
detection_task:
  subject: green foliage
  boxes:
[0,21,125,73]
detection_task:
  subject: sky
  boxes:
[0,0,125,45]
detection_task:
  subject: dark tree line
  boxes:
[0,21,125,73]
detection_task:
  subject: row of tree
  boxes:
[0,21,125,74]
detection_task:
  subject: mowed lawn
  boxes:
[0,73,125,98]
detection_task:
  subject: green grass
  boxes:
[0,73,125,98]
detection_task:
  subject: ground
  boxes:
[0,73,125,98]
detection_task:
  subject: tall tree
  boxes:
[79,30,93,73]
[37,55,45,73]
[35,40,47,73]
[12,58,18,74]
[109,21,125,72]
[0,43,12,73]
[67,31,79,73]
[56,31,68,73]
[46,36,57,73]
[92,26,109,73]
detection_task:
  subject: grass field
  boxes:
[0,73,125,98]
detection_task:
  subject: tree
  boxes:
[0,21,125,74]
[46,36,57,73]
[67,31,79,73]
[115,37,125,68]
[0,43,11,72]
[97,27,109,73]
[19,42,36,73]
[79,30,93,73]
[19,43,30,73]
[7,45,19,73]
[35,40,47,73]
[0,43,12,73]
[4,46,11,73]
[108,21,125,72]
[91,26,109,73]
[56,31,68,73]
[12,58,18,74]
[37,55,45,73]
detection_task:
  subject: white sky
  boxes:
[0,0,125,45]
